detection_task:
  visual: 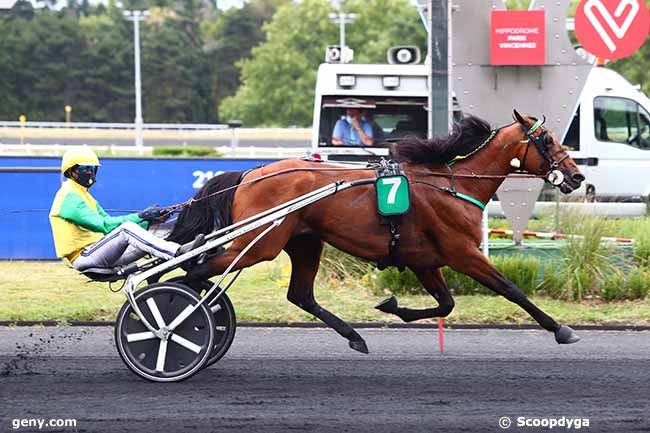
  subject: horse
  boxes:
[167,110,585,354]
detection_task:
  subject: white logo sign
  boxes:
[0,0,17,8]
[584,0,640,52]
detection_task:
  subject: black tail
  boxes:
[167,171,244,244]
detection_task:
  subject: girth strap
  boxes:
[376,216,405,272]
[374,159,406,272]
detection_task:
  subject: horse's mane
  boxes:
[166,171,244,244]
[392,115,492,164]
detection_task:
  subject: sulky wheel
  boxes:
[167,277,237,368]
[115,282,215,382]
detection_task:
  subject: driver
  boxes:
[49,148,205,273]
[331,107,374,146]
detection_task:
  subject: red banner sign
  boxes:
[491,10,546,65]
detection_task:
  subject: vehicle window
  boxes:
[639,106,650,150]
[563,106,580,151]
[593,96,638,145]
[319,98,427,147]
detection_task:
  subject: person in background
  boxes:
[49,147,205,273]
[331,107,374,146]
[362,109,385,145]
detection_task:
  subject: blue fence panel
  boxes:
[0,156,276,259]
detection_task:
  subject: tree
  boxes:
[219,0,425,127]
[134,0,224,123]
[77,11,134,122]
[0,8,88,121]
[202,0,287,121]
[609,41,650,97]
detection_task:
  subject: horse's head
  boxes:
[511,109,584,194]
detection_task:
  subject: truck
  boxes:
[310,59,650,202]
[310,61,457,162]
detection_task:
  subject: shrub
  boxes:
[634,233,650,266]
[625,266,650,300]
[370,267,421,295]
[442,267,488,295]
[491,254,540,295]
[538,262,567,298]
[152,146,223,158]
[318,245,372,283]
[599,267,650,301]
[369,256,540,297]
[556,216,615,300]
[599,271,626,301]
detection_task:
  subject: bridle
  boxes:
[518,116,570,186]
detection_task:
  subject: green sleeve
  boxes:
[96,203,149,230]
[59,194,147,234]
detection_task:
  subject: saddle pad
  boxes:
[375,175,410,216]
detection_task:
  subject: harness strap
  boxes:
[377,217,405,272]
[375,159,406,272]
[452,191,486,210]
[412,181,486,211]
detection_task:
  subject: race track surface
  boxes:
[1,327,649,433]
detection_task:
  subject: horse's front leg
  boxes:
[375,267,455,322]
[450,248,580,344]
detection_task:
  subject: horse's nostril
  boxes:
[572,173,585,183]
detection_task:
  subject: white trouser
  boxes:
[72,221,180,271]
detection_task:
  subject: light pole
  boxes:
[64,105,72,124]
[328,1,356,64]
[123,9,149,150]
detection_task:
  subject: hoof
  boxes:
[349,339,369,354]
[555,325,580,344]
[375,295,398,314]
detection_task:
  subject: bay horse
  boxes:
[168,110,585,354]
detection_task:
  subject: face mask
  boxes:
[345,115,353,125]
[76,165,98,188]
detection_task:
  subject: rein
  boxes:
[164,165,378,216]
[173,163,542,213]
[165,117,563,216]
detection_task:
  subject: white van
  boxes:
[311,62,650,202]
[564,67,650,202]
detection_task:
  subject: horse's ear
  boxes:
[512,109,526,125]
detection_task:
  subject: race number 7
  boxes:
[380,177,402,204]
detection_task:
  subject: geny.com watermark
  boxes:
[499,416,590,429]
[11,418,77,430]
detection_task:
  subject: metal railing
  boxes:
[0,143,310,159]
[0,121,231,130]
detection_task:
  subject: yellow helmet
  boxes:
[61,147,100,175]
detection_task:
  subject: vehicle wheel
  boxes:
[115,282,214,382]
[585,185,596,203]
[167,277,237,368]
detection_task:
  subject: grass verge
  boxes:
[1,259,649,325]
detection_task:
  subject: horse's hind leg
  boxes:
[451,248,580,344]
[375,267,455,322]
[284,235,369,354]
